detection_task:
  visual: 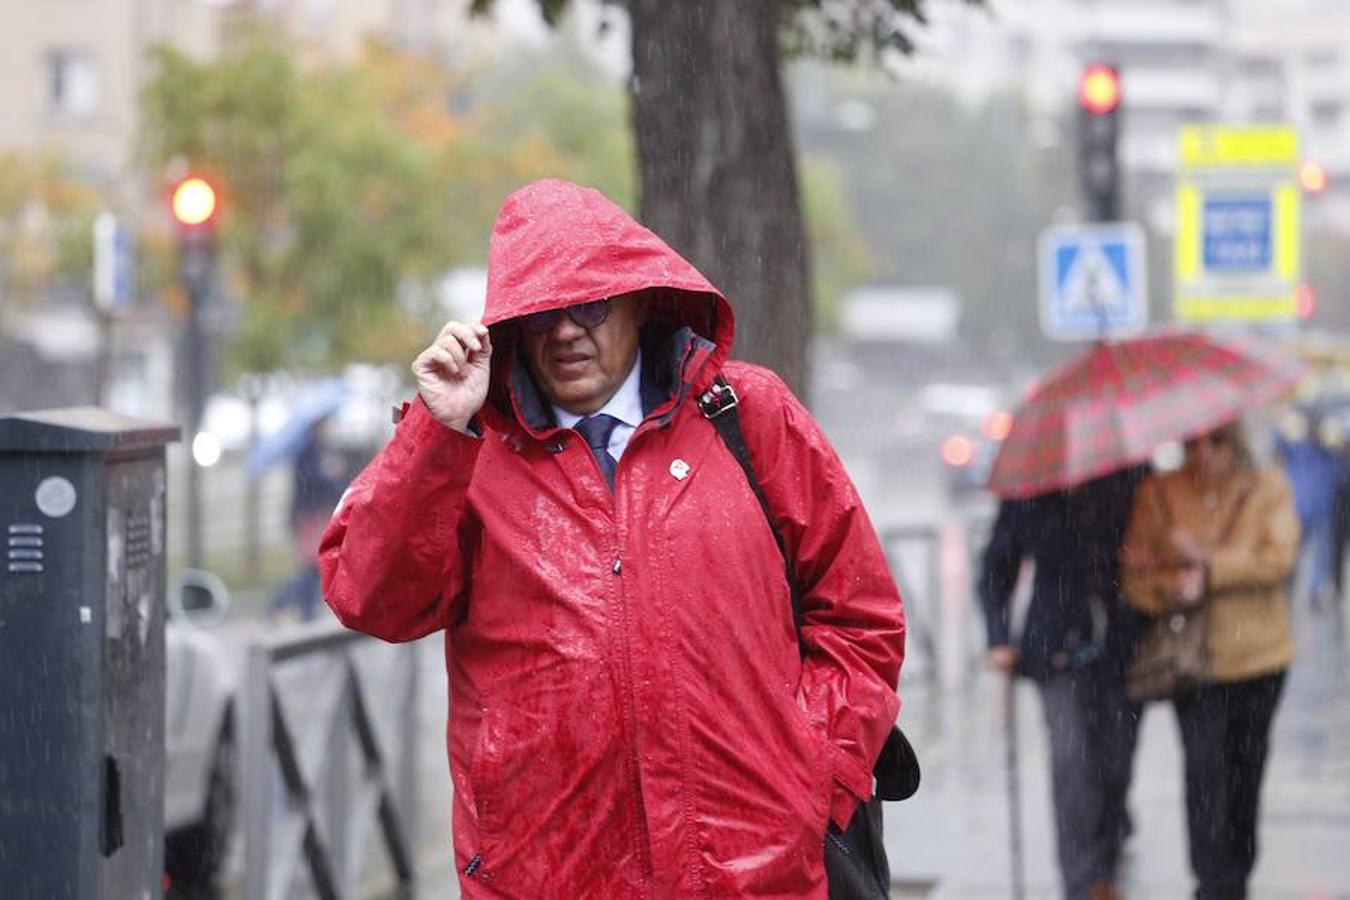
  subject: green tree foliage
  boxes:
[779,0,981,60]
[798,155,877,333]
[138,21,636,374]
[0,153,104,311]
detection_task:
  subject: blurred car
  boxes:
[913,382,1014,498]
[164,569,238,894]
[940,412,1011,496]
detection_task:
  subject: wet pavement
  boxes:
[227,503,1350,900]
[888,589,1350,900]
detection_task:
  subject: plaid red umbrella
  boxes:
[987,329,1305,499]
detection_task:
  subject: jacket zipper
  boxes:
[613,549,655,889]
[607,428,655,889]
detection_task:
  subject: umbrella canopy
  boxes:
[246,378,346,478]
[988,330,1305,499]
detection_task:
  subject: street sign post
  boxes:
[1174,124,1301,323]
[92,212,135,314]
[1038,222,1148,341]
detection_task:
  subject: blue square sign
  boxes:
[1202,196,1271,273]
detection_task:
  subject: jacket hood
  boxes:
[481,180,734,431]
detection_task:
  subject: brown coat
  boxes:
[1121,465,1299,682]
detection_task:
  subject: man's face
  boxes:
[520,294,646,416]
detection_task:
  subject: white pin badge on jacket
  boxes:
[669,459,690,480]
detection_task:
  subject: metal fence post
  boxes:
[325,659,353,895]
[400,642,420,868]
[241,644,273,900]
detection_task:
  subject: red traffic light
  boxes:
[1079,64,1121,115]
[171,176,217,227]
[1299,160,1328,194]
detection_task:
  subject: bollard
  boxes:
[0,407,179,899]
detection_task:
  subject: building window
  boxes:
[47,50,99,117]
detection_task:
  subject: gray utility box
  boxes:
[0,407,179,899]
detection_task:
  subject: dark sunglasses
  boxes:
[519,298,613,334]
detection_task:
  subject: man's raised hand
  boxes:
[412,321,492,433]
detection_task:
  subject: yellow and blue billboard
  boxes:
[1174,124,1301,322]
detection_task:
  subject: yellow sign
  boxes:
[1173,124,1301,323]
[1178,124,1300,168]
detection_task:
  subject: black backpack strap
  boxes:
[699,372,920,803]
[698,375,802,630]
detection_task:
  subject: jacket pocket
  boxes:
[468,703,505,845]
[784,691,834,831]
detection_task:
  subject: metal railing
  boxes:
[240,623,419,900]
[880,513,993,688]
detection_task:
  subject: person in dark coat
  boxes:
[979,464,1147,900]
[1333,462,1350,600]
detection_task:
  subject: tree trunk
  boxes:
[627,0,811,396]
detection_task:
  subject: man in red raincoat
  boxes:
[320,179,905,898]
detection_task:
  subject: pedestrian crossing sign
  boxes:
[1039,222,1148,341]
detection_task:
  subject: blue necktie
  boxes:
[574,414,621,490]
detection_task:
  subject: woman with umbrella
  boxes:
[1120,420,1298,900]
[985,329,1304,900]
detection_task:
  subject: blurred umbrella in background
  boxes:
[246,377,347,479]
[988,329,1306,499]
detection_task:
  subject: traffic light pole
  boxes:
[181,235,214,570]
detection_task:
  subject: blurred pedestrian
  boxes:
[268,417,344,621]
[1317,415,1350,604]
[979,465,1146,900]
[1274,411,1341,608]
[1121,421,1299,900]
[1332,464,1350,601]
[319,179,906,896]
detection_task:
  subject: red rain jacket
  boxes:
[320,180,905,898]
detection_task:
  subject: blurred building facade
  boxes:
[896,0,1350,231]
[0,0,222,183]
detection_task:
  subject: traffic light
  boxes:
[167,172,220,568]
[169,174,218,299]
[171,176,217,228]
[1078,63,1121,222]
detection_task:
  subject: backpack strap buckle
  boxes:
[697,377,739,420]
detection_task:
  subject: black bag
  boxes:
[698,375,919,900]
